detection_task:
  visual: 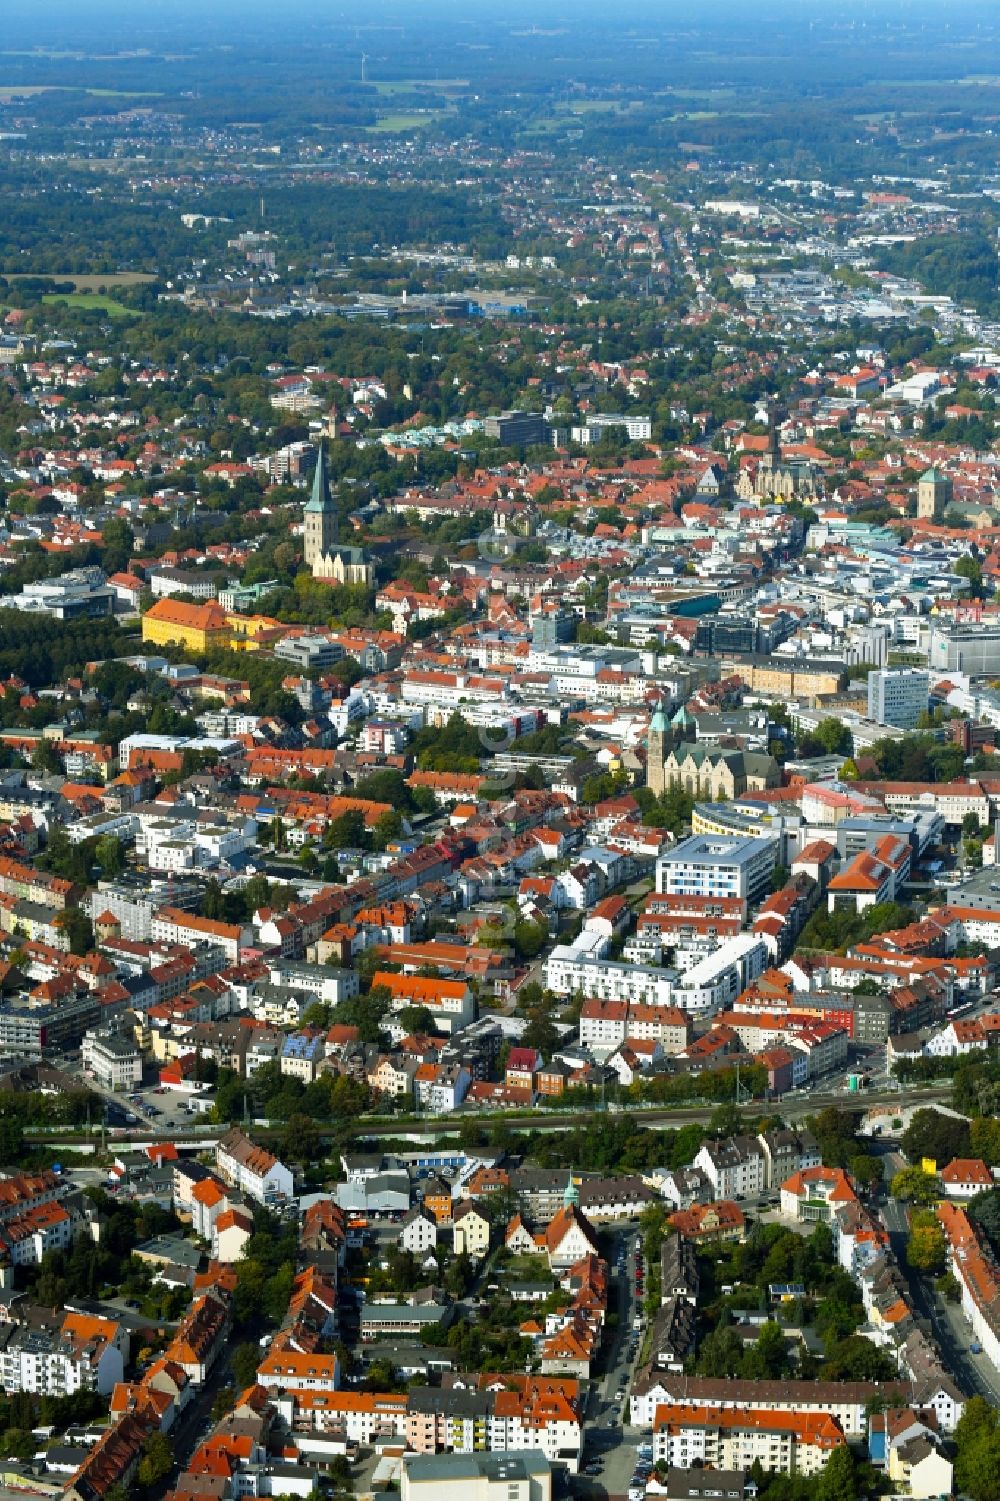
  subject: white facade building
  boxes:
[656,835,776,903]
[82,1028,142,1092]
[867,668,930,730]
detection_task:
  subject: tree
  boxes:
[282,1112,321,1168]
[32,738,62,775]
[101,517,136,573]
[849,1154,883,1191]
[398,1005,435,1036]
[742,1320,787,1379]
[231,1342,262,1391]
[364,1358,403,1391]
[212,1385,236,1421]
[95,834,125,880]
[137,1432,173,1487]
[798,717,852,758]
[815,1441,859,1501]
[707,1102,743,1138]
[56,908,94,956]
[521,1009,560,1057]
[372,810,404,849]
[816,1332,894,1374]
[901,1107,971,1167]
[907,1212,946,1275]
[330,656,363,688]
[890,1166,939,1205]
[513,919,547,961]
[333,985,390,1045]
[956,553,985,598]
[955,1395,1000,1501]
[695,1322,744,1378]
[0,1115,25,1162]
[324,810,366,850]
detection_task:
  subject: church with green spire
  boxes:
[647,694,670,797]
[303,445,373,586]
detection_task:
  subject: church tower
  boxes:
[647,696,669,798]
[303,444,338,573]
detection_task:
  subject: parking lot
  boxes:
[46,1048,199,1125]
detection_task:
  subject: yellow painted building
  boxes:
[142,598,233,653]
[227,613,283,652]
[719,657,846,701]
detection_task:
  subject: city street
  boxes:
[575,1227,645,1498]
[882,1195,1000,1405]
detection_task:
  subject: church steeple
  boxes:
[563,1170,579,1209]
[303,444,338,569]
[647,692,669,799]
[304,444,338,535]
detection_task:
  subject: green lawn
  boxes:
[0,84,159,100]
[366,111,443,133]
[42,292,138,317]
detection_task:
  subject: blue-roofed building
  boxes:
[279,1028,326,1082]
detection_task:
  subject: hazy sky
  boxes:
[6,0,997,21]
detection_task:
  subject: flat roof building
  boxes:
[656,834,776,904]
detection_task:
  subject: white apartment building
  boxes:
[256,1351,340,1395]
[579,1000,689,1058]
[82,1028,142,1092]
[136,812,256,872]
[656,835,776,903]
[216,1128,293,1207]
[578,1000,630,1056]
[270,1390,408,1445]
[652,1406,843,1478]
[1,1202,74,1265]
[547,949,669,1006]
[400,1209,438,1256]
[400,671,508,711]
[630,1376,902,1439]
[571,414,652,443]
[625,1004,690,1052]
[867,668,930,730]
[489,1410,581,1469]
[152,906,247,963]
[0,1315,125,1397]
[402,1453,553,1501]
[671,935,768,1014]
[551,931,766,1017]
[693,1136,767,1200]
[374,974,476,1035]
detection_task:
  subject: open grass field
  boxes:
[0,85,54,99]
[0,83,159,99]
[41,292,138,317]
[366,111,446,133]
